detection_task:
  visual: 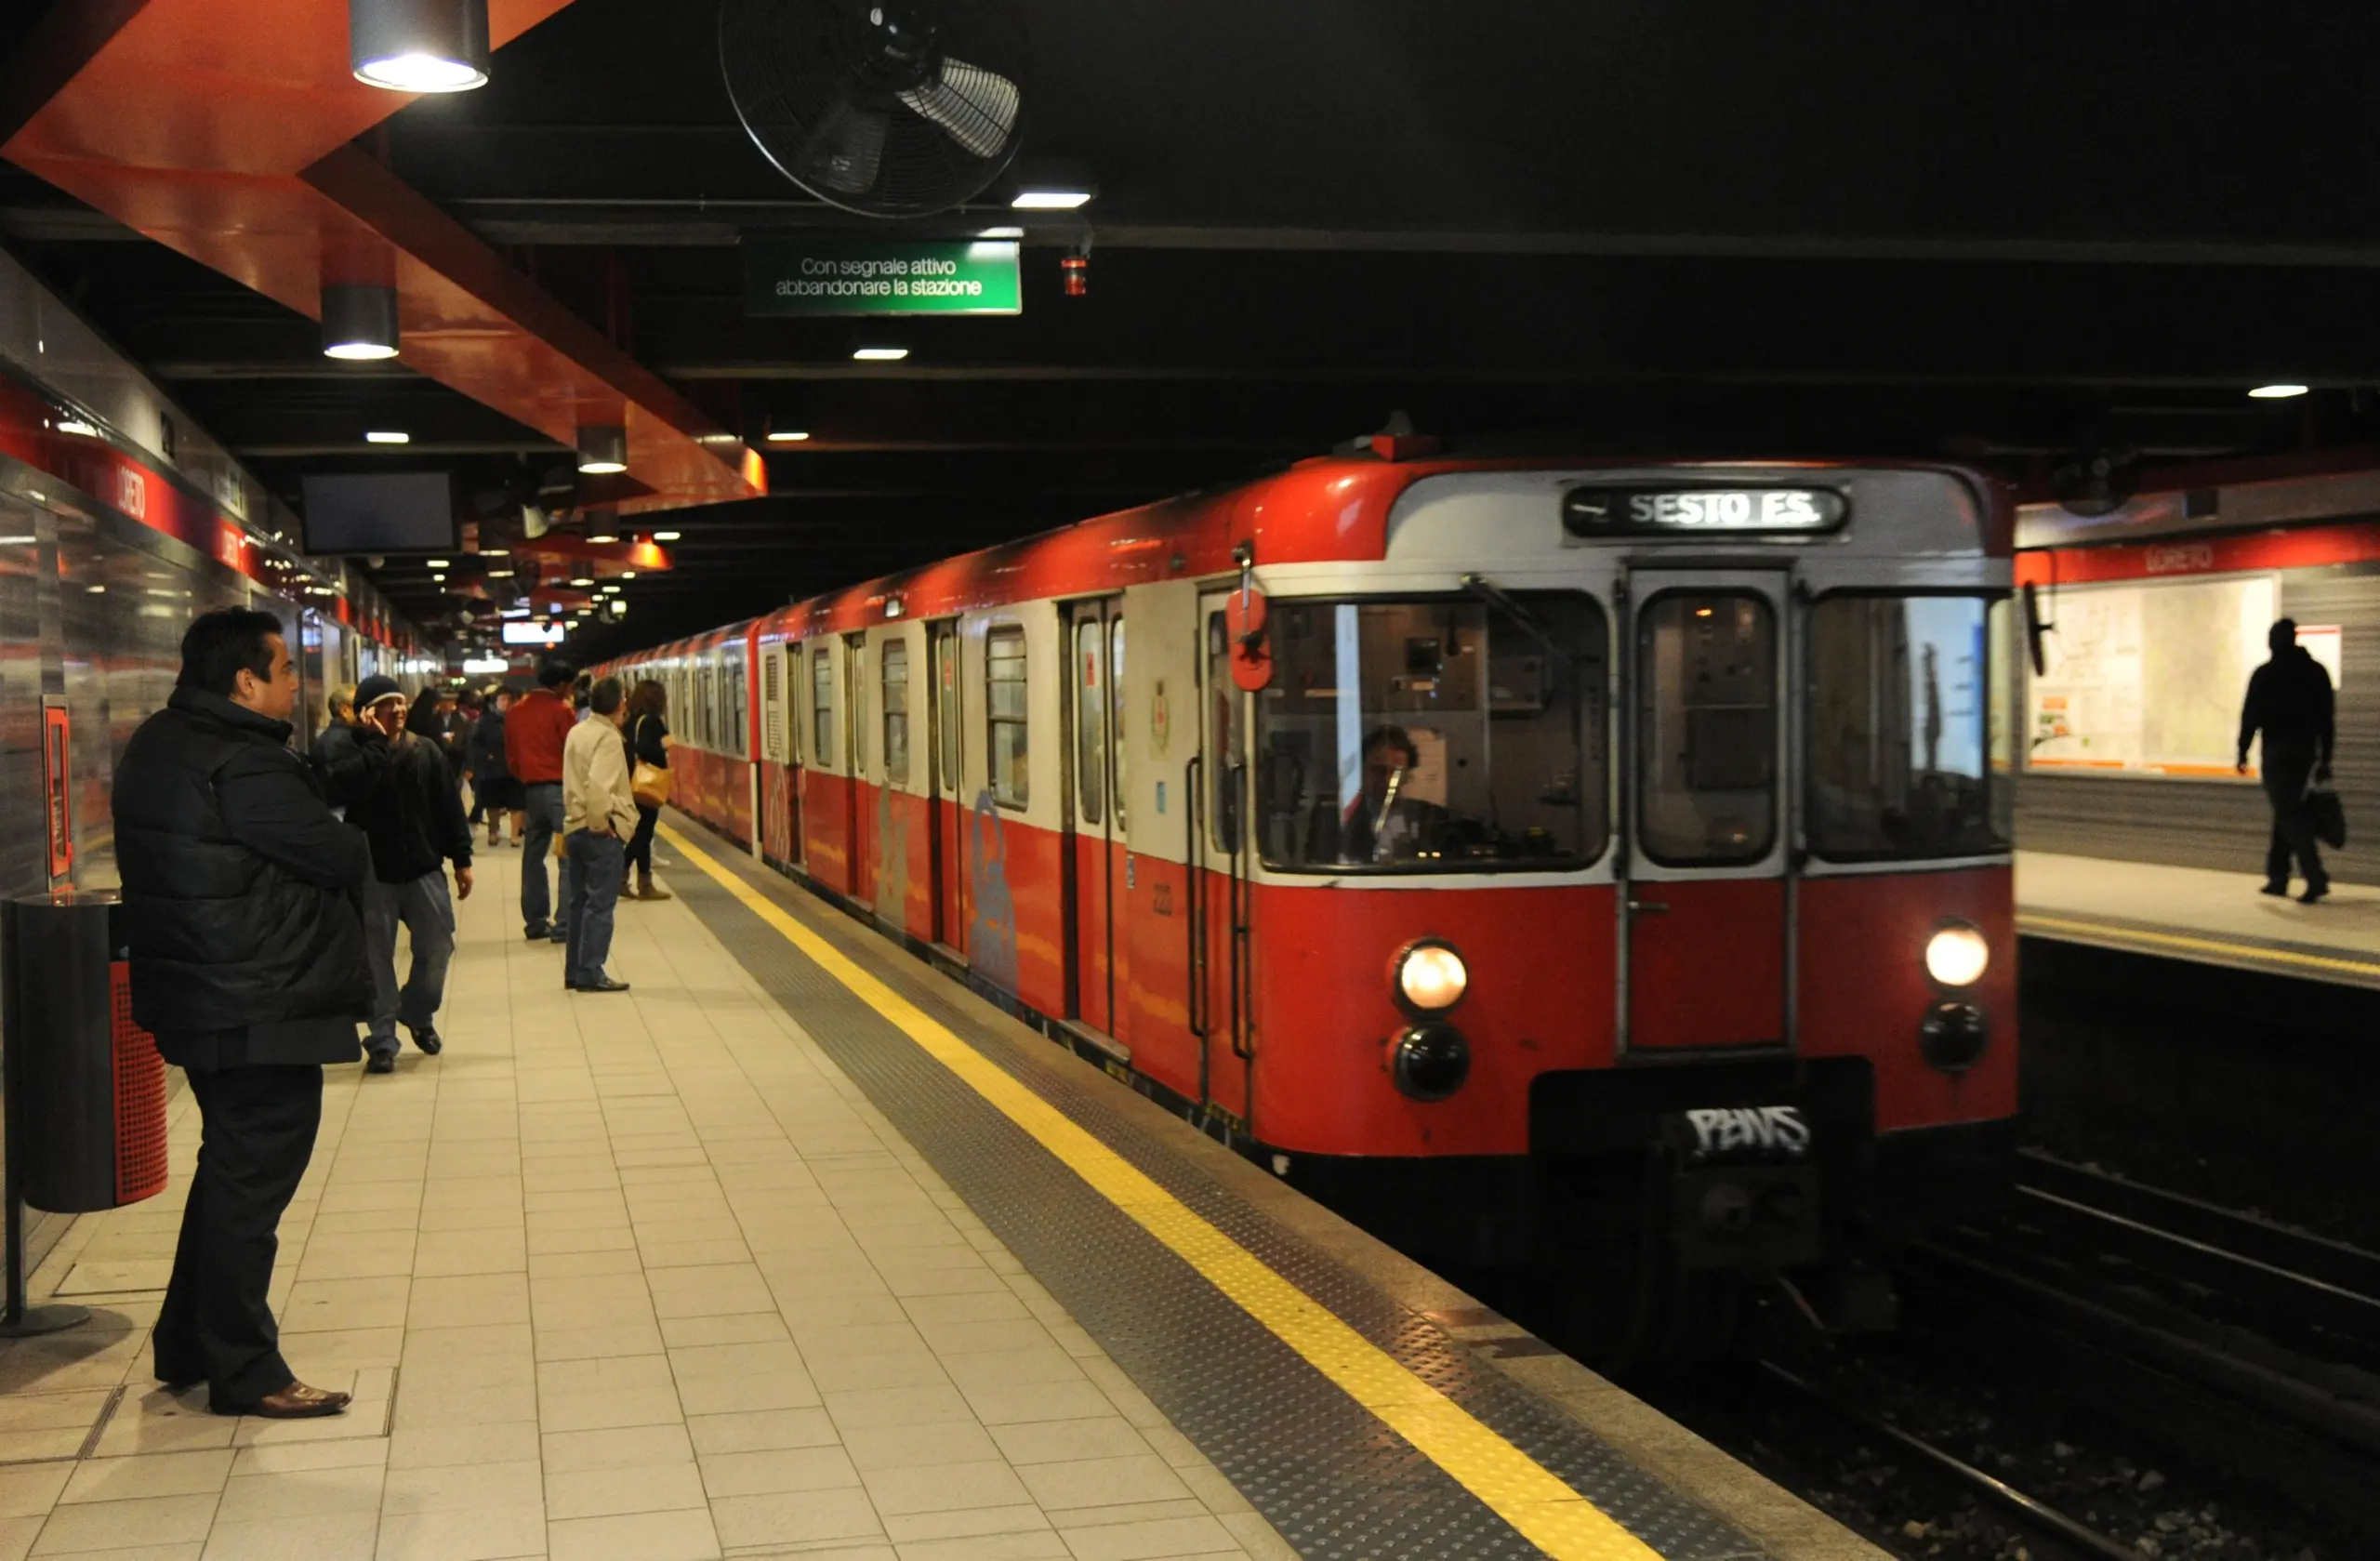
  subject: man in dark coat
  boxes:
[2237,617,2337,903]
[347,675,474,1072]
[112,608,368,1420]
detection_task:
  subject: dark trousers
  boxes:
[520,782,567,934]
[153,1065,324,1409]
[627,803,659,876]
[2263,746,2327,888]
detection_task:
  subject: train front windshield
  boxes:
[1804,595,2013,861]
[1255,596,1609,871]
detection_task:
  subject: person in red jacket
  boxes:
[505,658,580,942]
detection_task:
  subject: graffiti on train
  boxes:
[968,790,1019,992]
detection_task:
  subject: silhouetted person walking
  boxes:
[2237,617,2336,903]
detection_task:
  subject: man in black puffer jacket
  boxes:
[113,608,369,1422]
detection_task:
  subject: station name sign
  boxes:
[1562,485,1847,537]
[744,236,1022,316]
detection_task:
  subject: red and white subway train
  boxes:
[606,448,2020,1349]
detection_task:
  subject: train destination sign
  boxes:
[744,237,1022,316]
[1562,485,1847,537]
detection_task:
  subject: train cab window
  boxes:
[1075,619,1104,826]
[882,639,910,787]
[987,625,1029,807]
[1805,594,2010,861]
[1637,593,1777,866]
[1256,594,1607,871]
[812,646,836,772]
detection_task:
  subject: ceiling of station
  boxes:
[7,0,2380,657]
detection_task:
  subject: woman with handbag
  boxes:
[624,680,674,901]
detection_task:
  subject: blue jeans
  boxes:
[563,830,626,987]
[520,783,566,934]
[362,872,455,1057]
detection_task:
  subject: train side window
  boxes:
[937,630,960,795]
[882,639,910,787]
[1637,592,1777,866]
[812,646,836,772]
[1075,618,1104,826]
[987,625,1029,808]
[850,640,869,775]
[1109,617,1126,829]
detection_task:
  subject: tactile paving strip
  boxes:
[674,859,1773,1561]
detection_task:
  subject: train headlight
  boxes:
[1923,921,1990,988]
[1395,940,1468,1015]
[1391,1025,1471,1101]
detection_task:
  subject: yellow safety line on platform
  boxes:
[2020,912,2380,981]
[659,826,1657,1561]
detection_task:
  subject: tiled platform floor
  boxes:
[3,844,1293,1561]
[2018,849,2380,980]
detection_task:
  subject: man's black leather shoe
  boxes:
[577,977,631,994]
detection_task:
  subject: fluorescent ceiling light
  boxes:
[978,225,1025,239]
[620,571,637,579]
[588,532,618,543]
[430,573,446,582]
[85,585,104,594]
[487,569,515,578]
[2248,383,2309,399]
[651,532,680,542]
[852,346,909,362]
[1012,189,1091,209]
[479,547,509,556]
[765,430,811,443]
[364,430,410,444]
[427,558,449,567]
[569,576,594,588]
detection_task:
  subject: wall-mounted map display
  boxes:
[2026,574,2281,777]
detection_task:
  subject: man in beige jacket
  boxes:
[561,676,637,993]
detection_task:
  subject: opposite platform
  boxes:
[0,822,1883,1561]
[2017,850,2380,988]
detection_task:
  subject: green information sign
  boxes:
[744,237,1023,316]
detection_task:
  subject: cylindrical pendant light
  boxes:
[575,424,628,475]
[350,0,491,93]
[321,284,400,361]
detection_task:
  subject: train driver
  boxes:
[1341,725,1448,864]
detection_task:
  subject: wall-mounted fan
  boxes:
[721,0,1030,218]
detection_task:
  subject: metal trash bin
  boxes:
[3,892,170,1213]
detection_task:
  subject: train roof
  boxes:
[606,451,1998,665]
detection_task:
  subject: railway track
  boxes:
[1897,1151,2380,1539]
[1753,1359,2137,1561]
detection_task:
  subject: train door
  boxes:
[845,632,875,906]
[1118,579,1201,1105]
[1621,571,1790,1052]
[1195,589,1252,1122]
[1064,600,1128,1040]
[927,621,966,954]
[780,642,805,868]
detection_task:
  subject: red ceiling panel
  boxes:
[1,0,762,519]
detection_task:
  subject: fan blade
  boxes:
[897,56,1018,159]
[796,93,892,195]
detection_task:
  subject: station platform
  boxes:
[2016,850,2380,988]
[0,819,1879,1561]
